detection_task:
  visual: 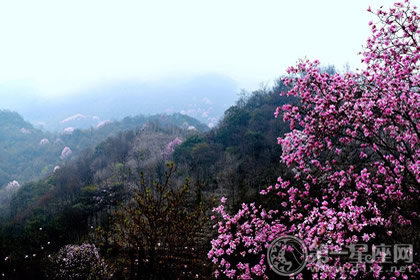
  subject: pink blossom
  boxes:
[209,1,419,279]
[60,146,72,159]
[162,137,183,156]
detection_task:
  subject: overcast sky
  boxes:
[0,0,395,98]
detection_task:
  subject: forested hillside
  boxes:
[0,80,295,279]
[0,120,207,278]
[174,81,295,206]
[0,110,207,190]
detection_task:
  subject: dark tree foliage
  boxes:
[95,162,209,280]
[174,81,295,207]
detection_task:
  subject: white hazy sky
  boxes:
[0,0,395,97]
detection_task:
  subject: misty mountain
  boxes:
[1,73,238,131]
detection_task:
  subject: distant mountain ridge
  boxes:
[0,110,33,131]
[1,73,238,131]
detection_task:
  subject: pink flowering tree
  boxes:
[40,138,50,145]
[162,137,183,156]
[209,1,419,279]
[60,146,73,160]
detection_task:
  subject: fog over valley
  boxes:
[1,73,238,131]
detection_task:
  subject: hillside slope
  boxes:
[0,110,208,189]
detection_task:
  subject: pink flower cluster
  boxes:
[209,1,419,279]
[60,146,72,160]
[162,137,183,156]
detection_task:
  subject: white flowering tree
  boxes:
[51,243,112,280]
